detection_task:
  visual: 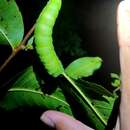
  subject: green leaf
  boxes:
[91,96,117,122]
[0,67,73,115]
[110,73,120,79]
[65,57,102,80]
[110,73,121,88]
[0,0,24,48]
[76,79,114,97]
[62,73,117,130]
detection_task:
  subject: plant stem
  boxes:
[62,72,107,126]
[0,25,35,73]
[21,25,35,47]
[0,47,20,72]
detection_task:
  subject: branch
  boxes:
[0,24,35,73]
[21,24,35,47]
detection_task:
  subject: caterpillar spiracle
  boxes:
[34,0,64,77]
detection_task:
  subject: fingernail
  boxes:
[40,113,55,128]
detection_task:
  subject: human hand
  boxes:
[117,1,130,130]
[40,110,94,130]
[117,0,130,47]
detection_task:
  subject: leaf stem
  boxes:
[62,72,107,126]
[0,25,35,73]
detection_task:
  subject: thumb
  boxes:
[40,110,93,130]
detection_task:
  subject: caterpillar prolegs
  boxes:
[34,0,64,77]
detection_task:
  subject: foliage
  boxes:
[0,66,73,115]
[0,0,24,48]
[65,57,102,80]
[110,73,121,88]
[0,0,119,130]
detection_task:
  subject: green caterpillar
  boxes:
[34,0,64,77]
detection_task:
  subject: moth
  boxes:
[34,0,64,77]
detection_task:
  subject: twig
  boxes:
[0,24,35,73]
[21,24,35,47]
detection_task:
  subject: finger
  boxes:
[117,1,130,130]
[40,110,94,130]
[124,0,130,4]
[117,1,130,47]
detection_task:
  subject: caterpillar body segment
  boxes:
[34,0,64,77]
